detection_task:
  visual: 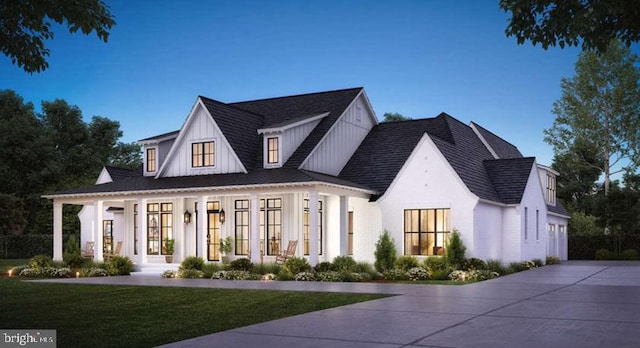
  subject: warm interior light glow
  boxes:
[184,210,192,224]
[219,208,226,224]
[76,272,80,278]
[8,269,12,277]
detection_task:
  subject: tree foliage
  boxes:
[0,0,116,73]
[501,0,640,53]
[0,89,141,235]
[544,40,640,195]
[382,112,412,122]
[374,230,397,272]
[551,140,601,213]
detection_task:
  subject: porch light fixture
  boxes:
[184,210,192,224]
[219,208,226,224]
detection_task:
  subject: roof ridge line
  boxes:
[199,95,267,120]
[229,87,364,105]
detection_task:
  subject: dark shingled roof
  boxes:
[50,168,375,197]
[483,158,535,204]
[472,122,523,159]
[548,202,570,217]
[199,97,264,171]
[341,113,535,204]
[104,166,142,181]
[230,87,363,168]
[138,130,179,142]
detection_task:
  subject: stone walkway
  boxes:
[40,261,640,347]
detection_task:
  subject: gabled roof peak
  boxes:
[230,87,363,105]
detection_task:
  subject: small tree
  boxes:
[374,230,397,272]
[63,234,85,268]
[445,229,466,269]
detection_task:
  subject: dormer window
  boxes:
[146,147,157,173]
[267,137,279,164]
[192,141,215,167]
[546,173,556,205]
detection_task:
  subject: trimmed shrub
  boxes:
[63,234,85,268]
[202,262,223,278]
[595,249,612,260]
[252,262,281,275]
[407,267,430,281]
[283,257,310,275]
[395,255,420,271]
[29,254,53,269]
[178,269,205,278]
[105,256,133,275]
[277,269,293,281]
[314,261,333,273]
[19,267,71,278]
[531,259,544,267]
[485,259,506,275]
[545,256,561,265]
[229,258,253,271]
[374,230,397,272]
[383,268,408,280]
[332,255,357,272]
[621,249,638,260]
[314,271,345,282]
[180,256,205,271]
[423,256,449,273]
[445,229,466,268]
[294,272,316,281]
[162,270,177,278]
[462,257,487,271]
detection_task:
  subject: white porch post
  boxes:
[308,190,319,265]
[139,198,148,264]
[198,195,207,259]
[250,194,260,263]
[339,195,349,256]
[52,201,63,261]
[94,200,104,261]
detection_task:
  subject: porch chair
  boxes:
[275,240,298,264]
[104,241,122,261]
[81,242,95,260]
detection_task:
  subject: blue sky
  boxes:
[2,0,628,166]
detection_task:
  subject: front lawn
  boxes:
[0,278,387,347]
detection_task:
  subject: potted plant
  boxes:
[164,238,175,263]
[219,236,233,263]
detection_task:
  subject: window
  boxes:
[207,201,221,261]
[103,220,113,254]
[260,198,282,255]
[133,204,138,255]
[546,173,556,205]
[234,200,249,255]
[524,207,528,241]
[267,137,279,164]
[147,203,173,255]
[348,211,354,255]
[303,199,323,255]
[146,148,157,172]
[536,209,540,241]
[404,209,450,256]
[192,141,215,167]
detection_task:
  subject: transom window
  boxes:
[260,198,282,255]
[404,209,450,256]
[267,137,279,164]
[147,203,173,255]
[146,148,157,172]
[192,141,215,167]
[303,199,323,255]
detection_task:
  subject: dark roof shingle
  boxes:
[472,122,522,159]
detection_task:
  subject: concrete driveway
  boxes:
[41,261,640,347]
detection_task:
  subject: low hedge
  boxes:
[569,234,640,260]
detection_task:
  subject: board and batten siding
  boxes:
[302,95,375,176]
[162,104,245,177]
[377,134,478,258]
[278,119,321,165]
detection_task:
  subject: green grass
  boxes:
[0,278,387,347]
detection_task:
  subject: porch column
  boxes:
[139,198,148,264]
[94,200,104,261]
[198,195,207,259]
[250,194,260,263]
[52,200,63,261]
[339,195,349,256]
[308,190,319,265]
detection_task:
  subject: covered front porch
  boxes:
[49,182,375,267]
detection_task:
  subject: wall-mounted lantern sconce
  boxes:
[219,208,226,224]
[184,210,192,224]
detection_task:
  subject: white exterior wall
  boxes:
[519,162,549,261]
[279,120,321,165]
[302,95,376,175]
[161,104,244,177]
[377,134,478,260]
[501,206,522,262]
[547,213,569,260]
[473,202,504,260]
[348,197,382,264]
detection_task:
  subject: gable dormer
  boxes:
[537,164,558,206]
[257,112,329,168]
[138,131,179,176]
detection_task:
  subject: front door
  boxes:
[207,202,221,261]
